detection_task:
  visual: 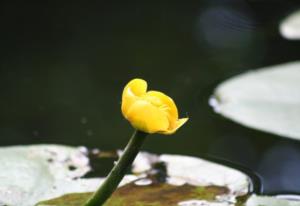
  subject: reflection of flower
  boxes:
[121,78,188,134]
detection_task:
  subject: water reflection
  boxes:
[197,6,255,49]
[258,142,300,193]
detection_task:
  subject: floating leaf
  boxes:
[36,183,230,206]
[0,145,255,205]
[246,195,300,206]
[280,10,300,40]
[158,154,250,194]
[36,152,254,206]
[210,61,300,140]
[0,145,104,206]
[0,145,136,206]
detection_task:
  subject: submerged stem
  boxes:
[83,130,148,206]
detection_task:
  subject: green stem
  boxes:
[83,130,148,206]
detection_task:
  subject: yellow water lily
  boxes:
[83,79,189,206]
[121,78,188,134]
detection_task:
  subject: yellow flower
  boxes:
[121,78,188,134]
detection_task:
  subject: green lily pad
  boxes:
[246,195,300,206]
[0,145,257,205]
[210,61,300,140]
[0,145,104,206]
[280,10,300,40]
[36,182,229,206]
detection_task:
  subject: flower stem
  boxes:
[83,130,148,206]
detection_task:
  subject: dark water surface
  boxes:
[1,1,300,194]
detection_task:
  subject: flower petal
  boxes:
[159,118,189,135]
[126,100,169,134]
[145,91,179,128]
[122,79,147,117]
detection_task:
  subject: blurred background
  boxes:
[1,0,300,194]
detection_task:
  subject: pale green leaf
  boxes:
[0,146,263,206]
[35,152,253,206]
[210,61,300,140]
[280,10,300,40]
[0,145,103,206]
[246,195,300,206]
[36,184,230,206]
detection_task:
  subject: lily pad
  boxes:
[0,145,99,206]
[210,61,300,140]
[246,195,300,206]
[280,10,300,40]
[36,183,230,206]
[0,145,257,206]
[0,145,136,206]
[35,151,254,206]
[37,193,300,206]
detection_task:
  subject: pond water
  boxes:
[0,1,300,195]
